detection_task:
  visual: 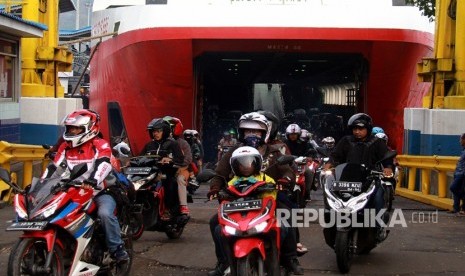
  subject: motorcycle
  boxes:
[124,155,190,240]
[198,155,294,276]
[0,164,133,276]
[321,150,397,273]
[198,170,281,276]
[292,152,319,207]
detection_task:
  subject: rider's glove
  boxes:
[83,179,97,187]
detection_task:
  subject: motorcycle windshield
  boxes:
[27,177,61,212]
[333,163,371,192]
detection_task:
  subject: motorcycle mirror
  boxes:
[196,169,217,183]
[277,155,295,165]
[0,167,11,183]
[69,163,88,179]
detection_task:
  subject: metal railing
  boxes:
[396,155,456,210]
[0,140,458,211]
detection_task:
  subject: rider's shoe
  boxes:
[161,210,171,221]
[207,262,229,276]
[207,261,230,276]
[283,257,304,275]
[188,178,200,187]
[111,244,129,263]
[180,205,190,215]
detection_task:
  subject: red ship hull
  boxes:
[91,26,432,155]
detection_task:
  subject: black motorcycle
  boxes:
[321,150,397,273]
[124,155,189,240]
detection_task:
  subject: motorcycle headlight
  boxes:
[224,225,237,235]
[14,204,28,219]
[133,179,147,190]
[251,221,268,234]
[40,201,60,218]
[346,196,369,212]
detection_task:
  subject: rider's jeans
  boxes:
[95,194,124,252]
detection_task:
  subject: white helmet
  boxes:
[237,112,271,144]
[375,132,388,143]
[230,146,263,177]
[285,123,301,139]
[322,136,335,149]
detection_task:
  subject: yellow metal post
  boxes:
[408,167,417,191]
[21,0,73,97]
[437,171,448,198]
[421,169,431,195]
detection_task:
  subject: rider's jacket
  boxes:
[284,139,311,157]
[42,137,113,190]
[228,173,277,199]
[330,135,394,169]
[140,137,185,175]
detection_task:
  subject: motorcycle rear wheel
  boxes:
[8,238,64,276]
[237,250,264,276]
[335,231,353,274]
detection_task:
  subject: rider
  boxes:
[257,110,291,155]
[321,136,336,154]
[372,126,385,135]
[42,109,129,262]
[207,112,303,276]
[140,118,185,220]
[228,146,277,198]
[324,113,394,239]
[191,129,204,168]
[183,129,202,187]
[284,123,312,157]
[217,130,237,161]
[163,116,191,215]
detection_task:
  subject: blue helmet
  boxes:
[372,126,384,134]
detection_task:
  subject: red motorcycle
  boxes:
[293,155,319,207]
[198,171,281,276]
[0,164,133,276]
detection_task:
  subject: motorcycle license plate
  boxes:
[223,199,262,212]
[124,167,151,175]
[6,221,48,231]
[331,181,362,192]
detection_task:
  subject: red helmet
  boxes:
[62,109,100,148]
[163,116,184,138]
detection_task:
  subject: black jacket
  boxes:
[140,138,185,173]
[330,135,393,169]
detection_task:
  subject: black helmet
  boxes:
[257,110,280,140]
[347,113,373,133]
[147,118,171,140]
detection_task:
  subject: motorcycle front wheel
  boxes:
[237,250,264,276]
[8,238,64,276]
[130,213,144,241]
[335,230,353,274]
[165,225,184,239]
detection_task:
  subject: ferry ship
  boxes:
[89,0,434,161]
